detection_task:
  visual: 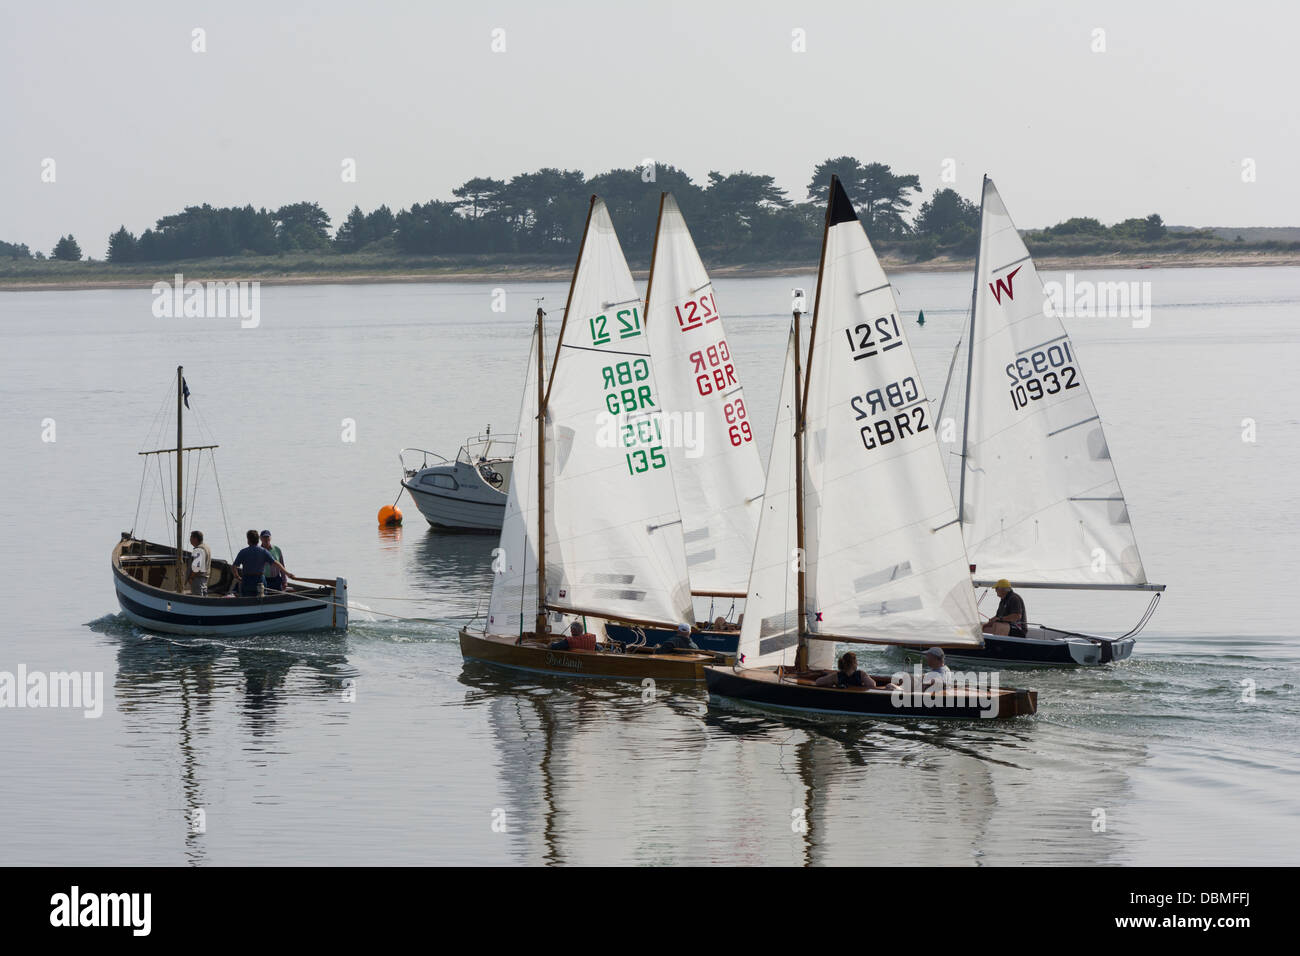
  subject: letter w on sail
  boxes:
[989,266,1022,304]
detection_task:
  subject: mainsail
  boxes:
[644,193,766,596]
[960,177,1150,587]
[801,179,982,647]
[542,198,693,627]
[486,325,540,637]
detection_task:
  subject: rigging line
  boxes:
[209,451,235,562]
[131,457,150,535]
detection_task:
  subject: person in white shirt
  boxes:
[922,647,953,688]
[187,530,211,596]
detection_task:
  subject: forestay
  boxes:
[961,178,1149,586]
[644,194,766,595]
[486,328,540,637]
[802,181,981,647]
[542,198,693,627]
[737,326,829,667]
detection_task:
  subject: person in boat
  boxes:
[186,530,211,596]
[550,620,598,652]
[232,529,290,597]
[814,651,893,689]
[985,579,1027,637]
[260,530,286,592]
[921,648,953,687]
[660,622,699,652]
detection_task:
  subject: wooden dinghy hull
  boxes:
[903,626,1135,667]
[113,538,347,637]
[459,628,711,681]
[704,666,1037,720]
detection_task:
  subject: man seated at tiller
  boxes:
[550,621,599,652]
[984,579,1027,637]
[813,651,895,689]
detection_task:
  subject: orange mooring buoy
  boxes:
[378,505,403,526]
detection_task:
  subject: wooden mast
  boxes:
[535,195,597,636]
[533,308,548,639]
[792,176,838,671]
[175,365,185,593]
[792,305,808,672]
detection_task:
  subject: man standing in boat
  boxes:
[186,530,211,596]
[260,530,286,592]
[985,580,1027,637]
[232,529,290,597]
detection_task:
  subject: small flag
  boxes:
[917,309,926,326]
[182,378,191,409]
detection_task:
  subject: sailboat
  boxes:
[112,367,348,636]
[602,192,767,655]
[704,178,1037,718]
[458,197,715,680]
[925,176,1165,667]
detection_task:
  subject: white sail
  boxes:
[961,178,1149,586]
[644,194,766,595]
[542,198,693,627]
[486,327,540,637]
[737,326,825,666]
[802,181,982,647]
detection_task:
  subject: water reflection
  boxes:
[408,530,497,621]
[110,627,353,865]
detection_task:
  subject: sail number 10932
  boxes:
[1006,341,1079,411]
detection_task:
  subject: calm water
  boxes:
[1,267,1297,865]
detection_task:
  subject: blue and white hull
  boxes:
[112,538,347,637]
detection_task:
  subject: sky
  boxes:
[2,0,1297,257]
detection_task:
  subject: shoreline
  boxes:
[3,250,1297,292]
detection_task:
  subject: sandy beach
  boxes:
[3,248,1297,292]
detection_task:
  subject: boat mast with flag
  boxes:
[458,196,715,680]
[704,178,1037,718]
[111,366,348,636]
[926,176,1165,666]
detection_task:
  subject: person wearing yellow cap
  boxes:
[984,579,1027,638]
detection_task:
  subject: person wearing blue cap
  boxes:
[260,530,286,592]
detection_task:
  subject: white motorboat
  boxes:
[400,431,514,533]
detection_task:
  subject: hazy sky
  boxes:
[3,0,1296,257]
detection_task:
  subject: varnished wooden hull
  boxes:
[459,628,711,681]
[704,666,1038,720]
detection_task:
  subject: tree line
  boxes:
[4,156,1195,266]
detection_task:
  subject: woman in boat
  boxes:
[814,652,892,689]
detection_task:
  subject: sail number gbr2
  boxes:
[1006,340,1080,411]
[844,313,928,452]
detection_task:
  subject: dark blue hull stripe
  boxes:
[116,589,325,628]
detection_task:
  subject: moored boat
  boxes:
[399,432,513,532]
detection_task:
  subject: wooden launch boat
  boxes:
[110,367,348,637]
[915,176,1165,666]
[458,197,720,681]
[705,177,1036,719]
